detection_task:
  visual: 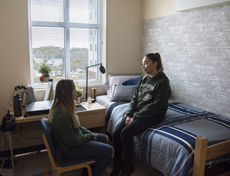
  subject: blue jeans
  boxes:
[62,133,113,176]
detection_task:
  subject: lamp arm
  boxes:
[86,63,102,69]
[85,67,88,101]
[83,62,105,102]
[85,63,101,101]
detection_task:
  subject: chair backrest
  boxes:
[41,117,56,157]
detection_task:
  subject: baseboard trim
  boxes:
[0,144,45,157]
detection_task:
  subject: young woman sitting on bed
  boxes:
[46,79,114,176]
[110,53,171,176]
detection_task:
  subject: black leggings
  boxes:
[112,115,165,163]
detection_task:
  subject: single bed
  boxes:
[96,75,230,176]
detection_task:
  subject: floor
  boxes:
[0,150,162,176]
[2,150,230,176]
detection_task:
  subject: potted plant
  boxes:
[75,87,83,104]
[39,64,51,82]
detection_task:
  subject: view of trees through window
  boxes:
[32,46,92,83]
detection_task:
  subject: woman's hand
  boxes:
[94,134,98,141]
[125,117,133,126]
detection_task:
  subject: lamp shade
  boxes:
[99,65,106,74]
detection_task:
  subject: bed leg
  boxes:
[193,136,208,176]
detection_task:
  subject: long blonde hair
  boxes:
[46,79,80,128]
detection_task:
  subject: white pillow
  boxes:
[104,75,140,99]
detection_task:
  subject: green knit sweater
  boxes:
[50,105,94,151]
[126,72,171,119]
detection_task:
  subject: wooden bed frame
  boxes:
[95,93,230,175]
[193,136,230,176]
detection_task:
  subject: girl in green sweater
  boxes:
[110,53,171,176]
[46,79,114,176]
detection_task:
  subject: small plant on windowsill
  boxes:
[76,87,83,97]
[75,87,83,104]
[39,64,51,82]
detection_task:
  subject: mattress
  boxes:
[96,95,115,116]
[96,95,230,176]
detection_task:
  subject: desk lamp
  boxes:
[82,63,106,102]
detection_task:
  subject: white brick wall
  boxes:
[143,4,230,117]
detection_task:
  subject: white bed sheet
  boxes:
[96,95,115,116]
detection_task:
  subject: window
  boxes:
[28,0,102,88]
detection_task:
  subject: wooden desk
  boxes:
[77,102,106,133]
[7,102,106,176]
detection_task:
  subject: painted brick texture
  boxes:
[143,4,230,117]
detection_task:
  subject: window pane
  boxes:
[31,27,65,84]
[31,0,64,22]
[69,0,97,24]
[29,0,102,89]
[70,28,98,84]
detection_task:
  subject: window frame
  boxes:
[28,0,103,89]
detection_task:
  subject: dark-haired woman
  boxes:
[46,79,114,176]
[110,53,171,176]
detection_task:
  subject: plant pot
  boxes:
[75,97,81,104]
[44,74,50,82]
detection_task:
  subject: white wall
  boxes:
[175,0,230,12]
[143,0,179,19]
[106,0,143,74]
[0,0,30,119]
[143,0,230,19]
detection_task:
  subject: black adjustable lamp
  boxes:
[82,63,106,102]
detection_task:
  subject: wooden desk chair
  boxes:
[41,117,97,176]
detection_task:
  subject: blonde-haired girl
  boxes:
[47,79,113,176]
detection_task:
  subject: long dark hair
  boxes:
[47,79,80,127]
[145,53,164,72]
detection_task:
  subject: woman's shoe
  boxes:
[120,162,135,176]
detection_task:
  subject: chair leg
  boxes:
[52,168,62,176]
[43,162,51,176]
[86,165,93,176]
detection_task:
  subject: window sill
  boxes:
[33,84,106,101]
